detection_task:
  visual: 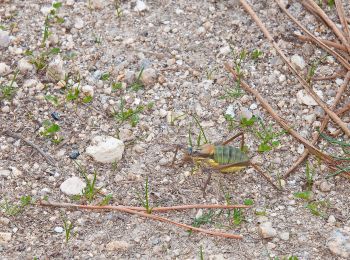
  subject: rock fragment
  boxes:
[258,222,277,238]
[86,136,124,163]
[60,177,86,195]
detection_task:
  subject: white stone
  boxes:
[23,79,38,89]
[54,226,64,233]
[0,30,11,47]
[238,107,253,120]
[291,54,306,70]
[320,181,331,192]
[328,215,336,224]
[46,56,66,81]
[0,232,12,245]
[225,105,235,118]
[267,242,276,250]
[18,58,34,73]
[1,105,10,113]
[296,89,324,106]
[328,228,350,258]
[86,136,125,163]
[60,176,86,195]
[134,0,148,12]
[335,78,343,86]
[258,222,277,238]
[219,46,231,56]
[106,240,131,251]
[81,85,94,97]
[0,169,11,178]
[0,62,11,76]
[74,18,84,29]
[250,103,258,110]
[279,231,290,240]
[303,114,316,124]
[140,68,157,86]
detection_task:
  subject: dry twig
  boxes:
[284,71,350,178]
[240,0,350,137]
[335,0,350,52]
[2,130,56,166]
[295,34,347,52]
[224,63,335,166]
[39,201,246,239]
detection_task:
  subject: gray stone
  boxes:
[86,136,125,163]
[296,89,324,106]
[140,68,157,86]
[258,222,277,238]
[46,56,66,81]
[106,240,131,251]
[134,0,148,12]
[0,30,11,48]
[0,62,11,76]
[320,181,332,192]
[0,232,12,245]
[18,58,34,74]
[74,18,84,29]
[60,176,86,195]
[291,54,306,70]
[279,231,290,241]
[328,228,350,258]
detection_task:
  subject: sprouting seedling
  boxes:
[199,246,205,260]
[114,0,123,17]
[0,70,19,101]
[254,117,285,153]
[305,161,314,191]
[26,47,61,71]
[131,67,145,91]
[251,49,263,60]
[191,115,209,147]
[61,213,74,243]
[40,120,63,144]
[306,55,327,84]
[192,210,215,228]
[0,195,32,216]
[41,2,64,47]
[113,98,145,127]
[99,194,113,206]
[136,176,152,214]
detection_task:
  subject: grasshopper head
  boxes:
[190,144,215,157]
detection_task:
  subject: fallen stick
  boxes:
[335,102,350,116]
[335,0,350,53]
[276,1,350,71]
[284,71,350,178]
[240,0,350,137]
[295,34,347,52]
[313,71,346,81]
[303,0,350,53]
[39,201,244,239]
[224,63,335,166]
[3,129,56,166]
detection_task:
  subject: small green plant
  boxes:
[240,116,256,127]
[66,87,80,101]
[224,114,237,131]
[137,176,152,214]
[255,118,285,153]
[251,49,263,60]
[305,201,329,217]
[100,72,110,81]
[243,198,254,206]
[41,2,64,47]
[113,98,145,127]
[192,210,215,228]
[305,161,315,191]
[114,0,123,17]
[232,208,243,225]
[199,245,205,260]
[272,256,299,260]
[0,70,19,101]
[99,194,113,206]
[26,47,61,71]
[131,67,145,91]
[1,195,32,216]
[61,213,74,243]
[306,55,327,84]
[112,82,122,91]
[40,120,63,144]
[293,191,312,200]
[45,94,59,106]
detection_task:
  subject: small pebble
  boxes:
[51,111,60,121]
[54,226,64,233]
[69,150,80,160]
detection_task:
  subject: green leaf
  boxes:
[293,191,312,200]
[100,72,110,81]
[49,47,61,55]
[52,2,62,9]
[243,199,254,206]
[82,95,93,103]
[258,143,272,152]
[45,95,59,106]
[240,116,256,127]
[112,82,122,91]
[46,123,60,133]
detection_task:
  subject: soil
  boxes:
[1,0,350,259]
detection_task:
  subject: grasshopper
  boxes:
[172,132,281,195]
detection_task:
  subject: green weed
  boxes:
[40,120,63,144]
[99,194,113,206]
[1,195,32,216]
[305,161,315,191]
[113,98,145,127]
[131,68,145,91]
[293,191,312,200]
[137,176,152,214]
[255,118,285,153]
[199,245,205,260]
[251,49,263,60]
[26,47,61,71]
[41,2,64,47]
[192,210,215,228]
[61,213,74,243]
[0,70,19,101]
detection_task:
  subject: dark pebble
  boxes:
[51,112,60,121]
[69,150,80,159]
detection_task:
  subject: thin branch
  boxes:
[303,0,350,53]
[313,71,346,81]
[335,102,350,116]
[295,34,347,52]
[335,0,350,53]
[224,63,336,166]
[240,0,350,137]
[276,1,350,70]
[2,129,56,166]
[39,201,244,239]
[284,71,350,178]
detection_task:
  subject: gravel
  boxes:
[1,0,350,259]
